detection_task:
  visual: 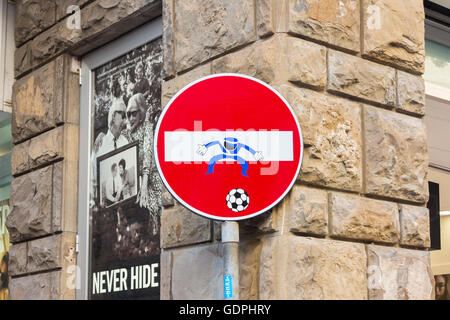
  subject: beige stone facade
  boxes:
[7,0,433,300]
[161,0,433,300]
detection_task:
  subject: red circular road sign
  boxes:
[154,73,303,221]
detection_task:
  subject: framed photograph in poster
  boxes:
[97,141,139,210]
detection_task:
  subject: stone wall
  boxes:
[8,0,433,300]
[160,0,434,300]
[7,0,162,300]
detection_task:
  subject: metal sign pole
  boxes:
[221,221,240,300]
[155,73,303,301]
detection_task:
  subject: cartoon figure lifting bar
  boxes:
[196,137,264,177]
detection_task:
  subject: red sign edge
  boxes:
[153,73,304,221]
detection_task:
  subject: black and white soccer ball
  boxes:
[226,189,249,212]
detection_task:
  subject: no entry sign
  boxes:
[154,74,303,221]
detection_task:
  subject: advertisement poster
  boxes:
[89,38,163,300]
[0,200,9,300]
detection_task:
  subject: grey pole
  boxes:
[221,221,240,300]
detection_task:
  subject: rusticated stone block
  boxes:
[256,0,273,38]
[12,124,77,176]
[50,270,76,300]
[62,124,79,162]
[72,0,162,57]
[328,49,396,107]
[212,37,278,84]
[241,210,277,234]
[288,185,328,237]
[11,140,30,176]
[367,245,434,300]
[239,239,262,300]
[8,242,28,276]
[10,133,79,237]
[399,204,430,248]
[9,272,55,300]
[52,143,79,233]
[397,71,425,117]
[27,236,60,272]
[15,0,161,77]
[14,20,82,79]
[161,206,212,249]
[162,63,211,107]
[12,61,57,143]
[260,235,367,299]
[363,105,428,203]
[329,192,399,244]
[54,159,78,234]
[28,127,63,169]
[52,161,63,232]
[161,190,174,208]
[288,0,360,53]
[363,0,425,74]
[276,85,362,192]
[212,35,327,89]
[8,270,71,300]
[27,233,76,274]
[171,243,223,299]
[162,0,174,79]
[6,166,53,242]
[160,250,172,300]
[12,55,79,144]
[272,0,289,33]
[15,0,57,47]
[259,234,277,299]
[14,42,33,77]
[55,55,81,125]
[213,221,222,241]
[286,37,327,89]
[174,0,256,73]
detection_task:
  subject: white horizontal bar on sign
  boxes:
[164,131,294,162]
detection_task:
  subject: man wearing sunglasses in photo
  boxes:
[97,98,130,156]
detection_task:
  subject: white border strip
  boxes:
[426,81,450,102]
[154,73,304,221]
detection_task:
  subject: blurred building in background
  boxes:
[424,0,450,300]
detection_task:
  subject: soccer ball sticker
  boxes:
[226,189,249,212]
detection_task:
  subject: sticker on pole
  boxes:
[154,73,303,221]
[224,275,233,299]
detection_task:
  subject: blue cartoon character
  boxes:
[196,137,264,177]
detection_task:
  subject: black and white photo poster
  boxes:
[89,38,163,300]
